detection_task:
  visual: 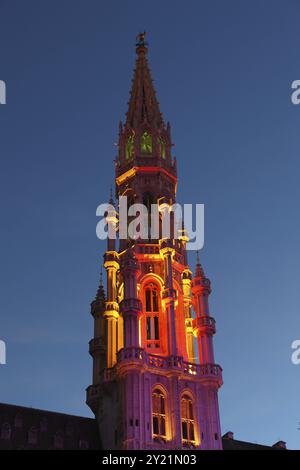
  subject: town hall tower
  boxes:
[86,33,223,450]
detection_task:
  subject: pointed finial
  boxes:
[95,267,105,303]
[119,120,123,136]
[167,121,171,138]
[109,185,114,205]
[195,251,205,278]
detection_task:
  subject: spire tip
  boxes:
[136,31,148,55]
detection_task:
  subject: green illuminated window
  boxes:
[141,131,152,154]
[126,134,134,160]
[158,137,166,159]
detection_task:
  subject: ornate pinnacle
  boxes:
[109,185,114,206]
[95,267,105,303]
[195,251,205,278]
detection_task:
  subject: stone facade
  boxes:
[0,403,100,450]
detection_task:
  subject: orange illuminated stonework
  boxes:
[86,33,223,450]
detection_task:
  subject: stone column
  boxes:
[160,239,177,357]
[104,251,120,368]
[182,269,195,362]
[191,258,216,365]
[120,248,142,348]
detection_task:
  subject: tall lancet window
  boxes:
[152,388,166,440]
[158,137,166,159]
[141,131,152,154]
[145,283,160,349]
[126,134,134,161]
[143,192,154,239]
[181,394,195,444]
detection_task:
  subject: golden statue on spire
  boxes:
[136,31,147,47]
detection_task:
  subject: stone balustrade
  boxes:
[193,315,216,334]
[86,384,101,413]
[116,156,177,178]
[89,337,104,355]
[104,347,223,384]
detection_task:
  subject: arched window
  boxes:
[143,192,153,213]
[158,137,166,159]
[66,422,73,437]
[141,131,152,154]
[152,388,166,439]
[40,417,47,432]
[126,134,134,161]
[54,430,64,449]
[28,427,37,445]
[1,423,11,440]
[14,414,22,429]
[145,283,160,349]
[181,394,195,444]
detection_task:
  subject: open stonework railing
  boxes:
[112,347,222,384]
[196,316,216,328]
[135,244,160,256]
[89,337,105,355]
[86,383,101,413]
[193,315,216,335]
[86,383,101,399]
[117,346,145,362]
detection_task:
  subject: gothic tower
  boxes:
[86,33,223,450]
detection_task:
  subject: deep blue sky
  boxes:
[1,0,300,449]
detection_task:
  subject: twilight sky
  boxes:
[0,0,300,449]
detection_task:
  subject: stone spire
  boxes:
[125,32,164,130]
[195,250,205,278]
[109,184,114,206]
[116,32,174,170]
